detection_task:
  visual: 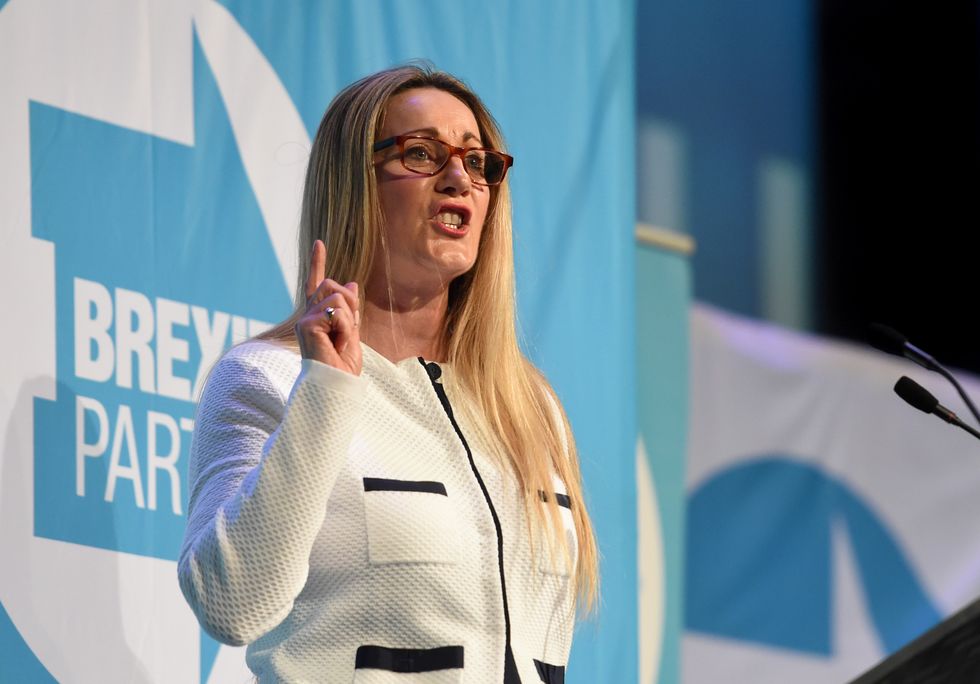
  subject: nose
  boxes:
[435,153,471,195]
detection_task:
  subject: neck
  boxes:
[360,284,450,363]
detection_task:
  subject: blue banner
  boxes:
[1,1,637,681]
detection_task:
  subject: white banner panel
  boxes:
[684,304,980,682]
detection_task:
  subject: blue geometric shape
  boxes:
[29,28,291,564]
[28,28,296,682]
[837,490,941,652]
[201,630,222,684]
[0,600,58,682]
[686,456,941,656]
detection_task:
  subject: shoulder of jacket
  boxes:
[223,338,299,364]
[208,339,302,401]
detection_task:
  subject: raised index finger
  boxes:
[305,239,327,299]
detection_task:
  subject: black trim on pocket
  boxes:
[538,490,572,509]
[533,658,566,684]
[362,477,448,496]
[355,645,464,672]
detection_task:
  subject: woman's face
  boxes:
[372,87,491,298]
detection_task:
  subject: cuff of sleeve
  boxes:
[290,357,366,402]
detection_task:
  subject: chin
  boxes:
[428,251,477,280]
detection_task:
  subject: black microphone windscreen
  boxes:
[869,323,908,356]
[895,376,939,414]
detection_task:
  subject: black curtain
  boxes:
[817,0,980,372]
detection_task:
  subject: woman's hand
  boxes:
[295,240,362,375]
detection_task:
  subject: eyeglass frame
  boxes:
[372,134,514,186]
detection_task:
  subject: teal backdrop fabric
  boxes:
[637,241,692,684]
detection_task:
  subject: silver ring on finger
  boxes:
[324,307,336,325]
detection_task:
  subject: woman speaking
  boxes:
[178,64,597,683]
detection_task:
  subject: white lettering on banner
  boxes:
[75,395,195,514]
[72,276,271,400]
[147,410,184,514]
[191,305,229,399]
[71,276,273,515]
[231,314,249,345]
[115,287,156,393]
[156,296,192,401]
[75,395,109,496]
[74,277,114,383]
[106,403,144,508]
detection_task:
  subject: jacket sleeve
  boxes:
[177,351,365,645]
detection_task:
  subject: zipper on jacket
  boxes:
[419,359,521,684]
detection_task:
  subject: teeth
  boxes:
[437,211,464,227]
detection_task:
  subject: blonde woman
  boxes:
[178,64,597,683]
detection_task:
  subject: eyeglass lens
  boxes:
[402,138,508,185]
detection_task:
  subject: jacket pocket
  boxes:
[533,658,565,684]
[536,482,578,577]
[353,645,463,683]
[362,478,460,564]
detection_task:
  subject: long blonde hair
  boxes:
[260,64,598,611]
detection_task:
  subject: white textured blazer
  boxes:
[178,340,577,683]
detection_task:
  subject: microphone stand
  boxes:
[933,363,980,427]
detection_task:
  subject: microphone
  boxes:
[870,323,980,425]
[894,376,980,440]
[868,323,941,371]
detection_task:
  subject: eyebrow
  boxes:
[405,127,483,146]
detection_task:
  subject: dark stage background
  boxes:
[816,0,980,373]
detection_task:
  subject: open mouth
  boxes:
[433,208,470,235]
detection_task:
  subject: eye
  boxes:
[465,151,486,171]
[405,144,431,161]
